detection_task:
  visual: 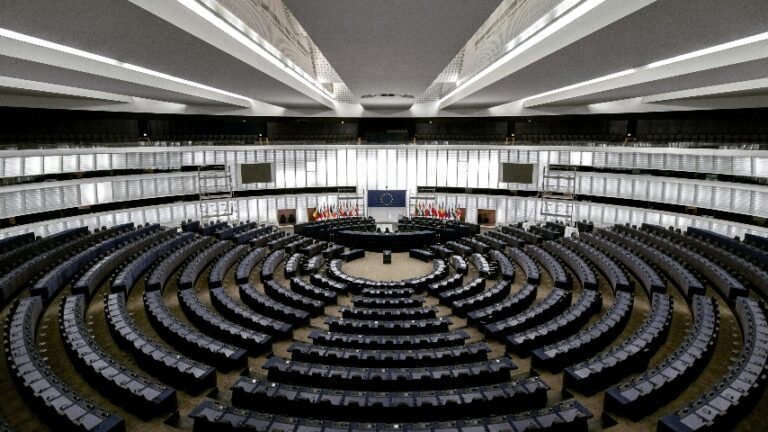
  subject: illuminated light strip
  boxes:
[504,0,585,53]
[0,27,254,107]
[523,31,768,107]
[440,0,610,105]
[178,0,335,104]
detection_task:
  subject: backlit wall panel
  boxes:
[1,148,767,219]
[2,146,766,180]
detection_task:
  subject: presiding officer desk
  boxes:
[335,230,437,252]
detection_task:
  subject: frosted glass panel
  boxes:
[467,151,479,188]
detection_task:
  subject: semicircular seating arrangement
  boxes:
[0,219,766,432]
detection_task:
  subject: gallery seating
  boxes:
[502,225,542,244]
[639,224,748,300]
[260,249,286,281]
[507,247,541,284]
[506,289,602,355]
[72,226,170,298]
[351,295,423,309]
[146,236,213,291]
[467,283,538,325]
[178,240,231,290]
[605,294,718,418]
[261,355,516,391]
[339,305,436,320]
[532,291,633,371]
[105,293,217,393]
[286,341,491,367]
[290,277,337,303]
[230,375,550,422]
[579,232,661,294]
[438,276,485,306]
[60,295,177,417]
[485,288,572,338]
[5,296,126,432]
[264,279,325,314]
[599,228,702,298]
[111,232,195,295]
[617,225,746,300]
[1,227,87,304]
[177,288,271,355]
[449,254,468,274]
[489,249,515,281]
[542,241,597,291]
[239,283,310,325]
[409,248,434,262]
[144,290,248,370]
[209,287,292,337]
[309,273,349,293]
[452,279,512,316]
[658,297,766,432]
[564,237,632,292]
[325,316,452,336]
[234,246,269,284]
[31,224,136,300]
[427,273,463,295]
[0,218,763,431]
[208,244,249,289]
[525,245,570,289]
[232,225,273,244]
[308,329,470,349]
[189,398,593,432]
[564,293,673,395]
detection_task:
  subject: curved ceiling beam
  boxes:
[128,0,336,109]
[0,76,132,103]
[438,0,657,109]
[643,77,768,103]
[523,32,768,107]
[0,28,255,108]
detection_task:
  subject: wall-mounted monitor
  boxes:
[238,163,274,184]
[499,163,536,184]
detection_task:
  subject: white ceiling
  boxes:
[0,0,767,117]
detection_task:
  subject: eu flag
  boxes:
[367,190,407,207]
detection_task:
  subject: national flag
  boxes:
[431,203,438,218]
[354,203,360,216]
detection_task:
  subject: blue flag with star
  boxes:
[367,190,407,207]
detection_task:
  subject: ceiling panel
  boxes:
[544,58,768,106]
[0,0,324,108]
[285,0,501,106]
[453,0,768,109]
[0,56,223,106]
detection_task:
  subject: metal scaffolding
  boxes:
[539,166,576,224]
[198,165,238,222]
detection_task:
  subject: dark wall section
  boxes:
[0,108,138,143]
[148,117,266,139]
[2,106,768,145]
[267,118,357,141]
[636,109,768,135]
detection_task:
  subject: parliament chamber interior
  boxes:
[1,1,768,431]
